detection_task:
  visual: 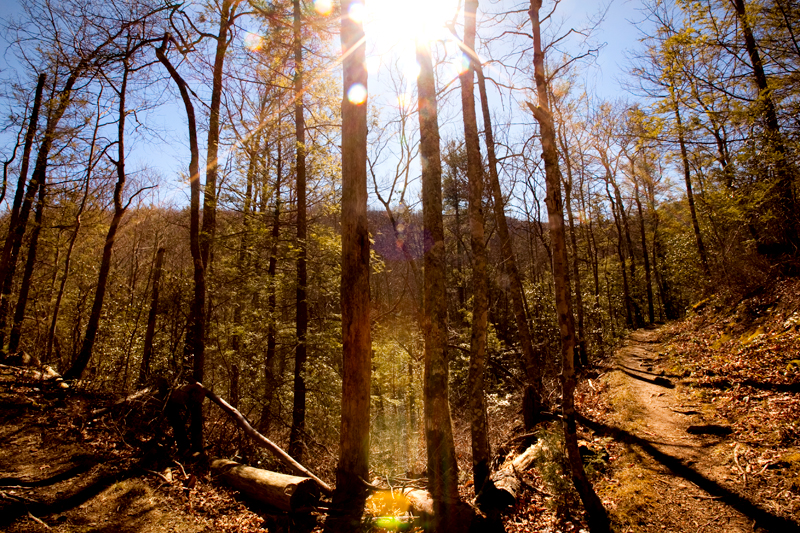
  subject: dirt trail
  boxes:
[607,328,758,532]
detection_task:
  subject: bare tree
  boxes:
[527,1,610,530]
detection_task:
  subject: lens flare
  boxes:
[459,54,471,75]
[349,2,365,24]
[314,0,333,15]
[243,32,262,51]
[396,92,412,109]
[407,61,421,80]
[347,83,367,105]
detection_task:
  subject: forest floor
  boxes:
[2,280,800,532]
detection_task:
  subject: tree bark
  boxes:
[491,444,538,508]
[0,73,67,353]
[7,177,46,354]
[288,0,309,462]
[200,0,239,269]
[155,36,206,452]
[417,39,461,533]
[325,4,372,529]
[602,177,633,328]
[528,2,610,531]
[459,0,492,498]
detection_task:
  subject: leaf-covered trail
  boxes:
[602,328,782,532]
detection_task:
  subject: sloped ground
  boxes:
[587,279,800,532]
[0,369,269,533]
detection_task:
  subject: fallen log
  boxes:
[188,382,332,495]
[90,386,154,419]
[367,487,485,531]
[211,459,321,512]
[491,443,538,508]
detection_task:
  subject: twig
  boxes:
[27,512,50,529]
[173,460,188,480]
[733,443,747,484]
[145,469,173,484]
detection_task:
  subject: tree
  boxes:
[324,1,371,529]
[417,38,461,532]
[66,49,134,380]
[459,0,492,498]
[0,73,45,357]
[527,1,610,530]
[155,34,206,452]
[475,52,544,431]
[288,0,309,462]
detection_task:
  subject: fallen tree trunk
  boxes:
[211,459,320,512]
[90,386,154,419]
[188,382,332,494]
[491,443,538,508]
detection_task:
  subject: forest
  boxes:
[0,0,798,532]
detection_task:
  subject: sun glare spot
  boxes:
[406,61,421,80]
[347,83,367,105]
[243,32,262,51]
[364,0,460,50]
[396,92,412,109]
[314,0,333,15]
[349,2,366,24]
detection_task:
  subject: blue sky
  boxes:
[0,0,649,209]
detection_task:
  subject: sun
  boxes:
[359,0,461,49]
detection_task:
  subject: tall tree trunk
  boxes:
[528,2,610,531]
[201,0,238,269]
[0,74,45,291]
[604,180,633,328]
[8,177,46,354]
[139,246,165,384]
[156,36,206,452]
[0,74,58,353]
[633,180,654,325]
[417,39,461,533]
[670,90,710,276]
[476,42,543,431]
[288,0,309,462]
[731,0,798,254]
[559,129,587,366]
[325,4,372,528]
[611,176,640,326]
[65,62,131,380]
[460,0,491,497]
[260,145,282,434]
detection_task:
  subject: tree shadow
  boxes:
[576,414,800,532]
[694,378,800,393]
[618,368,675,389]
[616,364,683,381]
[0,452,156,529]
